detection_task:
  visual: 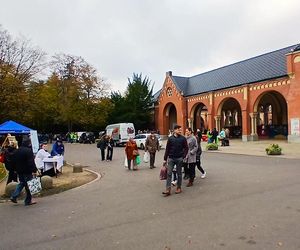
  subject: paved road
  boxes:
[1,144,300,250]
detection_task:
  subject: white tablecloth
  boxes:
[42,156,64,171]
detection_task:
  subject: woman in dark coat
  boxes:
[4,142,18,184]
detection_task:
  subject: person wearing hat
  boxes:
[51,139,65,156]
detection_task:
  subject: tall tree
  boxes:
[0,26,46,123]
[50,53,110,131]
[108,73,154,130]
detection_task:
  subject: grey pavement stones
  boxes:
[0,142,300,250]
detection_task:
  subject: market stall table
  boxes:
[42,155,64,177]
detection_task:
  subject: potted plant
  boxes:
[265,144,282,155]
[206,143,218,151]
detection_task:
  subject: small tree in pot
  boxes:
[265,144,282,155]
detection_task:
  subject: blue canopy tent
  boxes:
[0,120,32,134]
[0,120,39,153]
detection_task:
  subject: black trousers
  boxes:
[196,159,205,174]
[187,162,196,180]
[149,152,156,167]
[100,149,105,160]
[6,170,18,184]
[106,147,113,160]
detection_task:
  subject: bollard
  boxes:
[73,163,83,173]
[5,181,18,197]
[41,175,53,189]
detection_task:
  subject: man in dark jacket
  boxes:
[162,125,188,196]
[10,138,38,206]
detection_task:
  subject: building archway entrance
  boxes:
[191,103,208,132]
[254,91,288,139]
[163,103,177,134]
[219,98,242,138]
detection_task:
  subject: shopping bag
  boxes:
[143,152,149,163]
[159,165,167,180]
[124,156,128,168]
[27,177,42,195]
[136,155,141,165]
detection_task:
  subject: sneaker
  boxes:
[25,200,37,206]
[10,197,17,203]
[201,172,206,179]
[171,180,177,186]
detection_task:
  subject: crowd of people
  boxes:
[0,124,231,204]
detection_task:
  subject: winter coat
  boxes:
[11,145,37,175]
[125,140,138,160]
[145,135,159,153]
[97,138,108,150]
[4,146,16,171]
[51,142,65,156]
[184,135,198,164]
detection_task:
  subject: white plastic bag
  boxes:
[124,156,128,168]
[27,177,42,195]
[143,152,150,163]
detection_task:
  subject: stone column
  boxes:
[214,115,221,132]
[249,112,258,141]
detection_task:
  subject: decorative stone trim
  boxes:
[187,95,209,102]
[214,88,244,97]
[249,79,290,91]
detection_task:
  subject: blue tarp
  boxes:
[0,120,32,134]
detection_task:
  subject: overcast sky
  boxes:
[1,0,299,94]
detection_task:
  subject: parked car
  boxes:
[78,132,95,144]
[133,133,162,150]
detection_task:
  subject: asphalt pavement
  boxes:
[0,141,300,250]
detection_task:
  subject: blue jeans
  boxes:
[166,157,183,188]
[11,174,33,205]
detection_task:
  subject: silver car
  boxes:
[133,133,162,150]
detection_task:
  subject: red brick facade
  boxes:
[155,49,300,143]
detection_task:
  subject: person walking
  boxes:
[125,138,139,170]
[196,130,206,179]
[97,135,107,161]
[184,128,198,187]
[10,138,38,206]
[162,125,188,196]
[145,131,159,169]
[106,135,114,161]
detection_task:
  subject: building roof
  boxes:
[167,44,299,97]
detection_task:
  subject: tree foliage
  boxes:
[0,26,155,134]
[108,73,154,131]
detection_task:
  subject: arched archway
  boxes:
[254,91,288,139]
[217,98,242,138]
[190,103,208,132]
[163,103,177,134]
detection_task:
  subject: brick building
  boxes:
[154,44,300,143]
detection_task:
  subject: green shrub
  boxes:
[265,144,282,155]
[206,143,218,150]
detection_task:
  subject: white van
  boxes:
[105,123,135,146]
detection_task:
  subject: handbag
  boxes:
[136,155,141,165]
[27,177,42,195]
[143,152,149,163]
[124,156,128,168]
[159,165,167,180]
[0,153,5,163]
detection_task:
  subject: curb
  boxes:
[67,162,102,190]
